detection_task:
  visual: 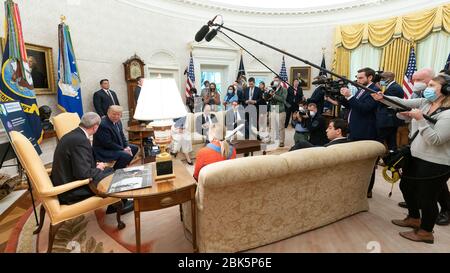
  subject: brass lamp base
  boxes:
[155,143,176,181]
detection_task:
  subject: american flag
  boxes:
[402,46,417,99]
[279,56,289,89]
[185,52,195,98]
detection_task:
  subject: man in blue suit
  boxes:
[376,72,405,151]
[340,67,380,198]
[93,105,139,170]
[340,67,380,141]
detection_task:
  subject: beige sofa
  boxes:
[183,140,386,253]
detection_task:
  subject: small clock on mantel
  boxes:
[123,54,145,125]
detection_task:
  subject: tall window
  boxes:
[201,71,222,94]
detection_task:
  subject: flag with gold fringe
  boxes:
[0,0,43,142]
[57,18,83,117]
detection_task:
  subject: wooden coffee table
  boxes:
[231,140,266,157]
[97,160,197,253]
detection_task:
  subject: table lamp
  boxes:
[134,77,188,181]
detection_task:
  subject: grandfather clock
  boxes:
[123,54,145,126]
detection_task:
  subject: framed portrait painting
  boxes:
[290,66,312,90]
[25,43,56,95]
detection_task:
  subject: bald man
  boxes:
[93,105,139,170]
[411,68,435,99]
[376,72,404,150]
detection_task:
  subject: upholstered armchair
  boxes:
[51,112,81,141]
[9,131,125,253]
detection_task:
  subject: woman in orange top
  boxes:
[193,123,237,181]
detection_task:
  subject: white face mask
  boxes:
[413,82,427,93]
[273,81,279,88]
[309,111,316,118]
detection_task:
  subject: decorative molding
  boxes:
[170,0,387,15]
[115,0,450,27]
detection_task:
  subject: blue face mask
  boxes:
[423,87,439,102]
[380,80,388,87]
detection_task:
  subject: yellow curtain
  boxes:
[335,4,450,50]
[333,4,449,83]
[368,17,398,48]
[380,38,413,84]
[444,4,450,32]
[332,46,350,79]
[402,7,438,41]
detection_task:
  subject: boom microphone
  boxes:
[195,15,219,42]
[205,28,218,42]
[195,25,210,42]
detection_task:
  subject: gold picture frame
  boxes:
[290,66,312,90]
[25,43,56,95]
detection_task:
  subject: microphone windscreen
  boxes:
[205,29,218,42]
[195,25,210,42]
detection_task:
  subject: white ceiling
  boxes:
[207,0,374,10]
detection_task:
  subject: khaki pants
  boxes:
[270,111,286,146]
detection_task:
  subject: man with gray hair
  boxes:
[51,112,112,205]
[93,105,139,170]
[411,68,435,99]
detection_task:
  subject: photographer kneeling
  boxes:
[372,74,450,244]
[289,103,328,150]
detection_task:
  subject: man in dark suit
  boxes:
[134,76,144,104]
[340,67,380,198]
[51,112,133,214]
[93,106,138,170]
[242,78,262,140]
[93,79,120,117]
[285,79,304,128]
[290,118,349,151]
[376,72,404,151]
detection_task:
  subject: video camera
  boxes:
[373,70,384,84]
[312,77,347,100]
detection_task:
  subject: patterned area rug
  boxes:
[5,204,194,253]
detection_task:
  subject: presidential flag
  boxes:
[57,20,83,117]
[0,0,43,142]
[444,52,450,71]
[319,54,328,77]
[236,54,247,88]
[402,46,417,99]
[279,56,289,89]
[185,52,195,98]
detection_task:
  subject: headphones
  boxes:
[441,74,450,96]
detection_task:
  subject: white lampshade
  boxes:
[134,78,187,121]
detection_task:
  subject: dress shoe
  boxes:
[398,202,408,209]
[436,211,450,226]
[391,217,421,229]
[106,199,134,215]
[279,144,285,148]
[399,229,434,244]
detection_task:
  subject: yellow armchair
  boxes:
[9,131,125,253]
[51,112,81,141]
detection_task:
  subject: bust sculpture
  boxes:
[39,105,54,131]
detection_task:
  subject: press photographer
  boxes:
[293,103,328,146]
[268,77,288,147]
[372,74,450,244]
